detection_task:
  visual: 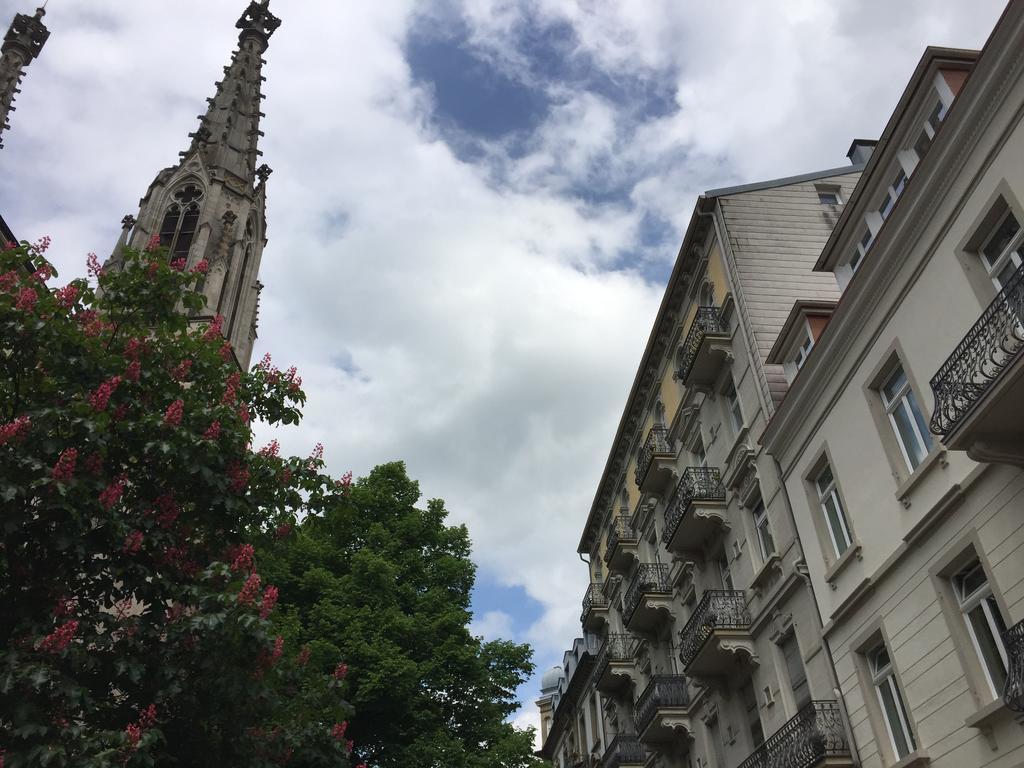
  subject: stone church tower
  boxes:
[111,1,281,369]
[0,6,50,150]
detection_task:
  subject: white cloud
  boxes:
[470,610,516,641]
[0,0,1008,726]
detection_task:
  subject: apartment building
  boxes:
[762,4,1024,768]
[537,151,869,766]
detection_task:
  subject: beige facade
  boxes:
[762,6,1024,768]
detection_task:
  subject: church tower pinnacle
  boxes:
[112,0,281,369]
[0,6,50,149]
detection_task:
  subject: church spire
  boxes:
[0,6,50,149]
[112,1,282,370]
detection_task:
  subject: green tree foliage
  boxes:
[259,462,544,768]
[0,239,359,767]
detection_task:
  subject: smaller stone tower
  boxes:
[110,1,281,370]
[0,6,49,149]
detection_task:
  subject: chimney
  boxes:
[846,139,877,166]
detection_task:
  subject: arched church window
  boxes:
[158,183,205,259]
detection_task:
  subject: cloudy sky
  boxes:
[0,0,1008,738]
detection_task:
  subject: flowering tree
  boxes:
[0,239,361,767]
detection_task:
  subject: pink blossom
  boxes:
[191,259,209,275]
[220,341,233,362]
[310,443,324,462]
[169,258,186,271]
[154,493,180,529]
[203,315,224,341]
[123,530,144,555]
[33,235,52,254]
[346,740,354,756]
[55,283,79,309]
[0,415,31,445]
[0,270,18,292]
[53,597,77,618]
[229,543,255,573]
[203,420,221,440]
[228,461,249,493]
[259,585,279,619]
[125,360,141,382]
[3,239,15,249]
[86,252,103,279]
[222,373,240,404]
[99,475,127,510]
[31,264,53,283]
[39,620,78,653]
[15,286,37,312]
[89,376,122,412]
[125,722,142,748]
[334,662,348,680]
[238,572,262,605]
[138,705,158,729]
[173,359,193,381]
[258,353,273,371]
[145,234,162,252]
[332,722,348,740]
[237,404,250,424]
[164,399,184,426]
[83,452,104,476]
[124,337,145,360]
[297,645,311,666]
[52,448,78,482]
[272,635,284,661]
[274,523,293,540]
[338,471,353,494]
[259,440,279,457]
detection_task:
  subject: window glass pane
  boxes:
[967,603,1008,693]
[905,389,933,456]
[870,645,890,674]
[928,99,946,131]
[878,680,913,758]
[823,495,850,555]
[818,192,839,205]
[893,401,927,468]
[783,636,810,708]
[816,465,834,495]
[982,213,1020,267]
[914,129,932,159]
[955,562,987,599]
[996,258,1021,289]
[881,367,908,404]
[893,170,907,198]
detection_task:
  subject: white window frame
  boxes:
[816,185,843,206]
[814,462,852,558]
[879,364,933,472]
[718,555,734,592]
[725,380,743,433]
[791,320,815,370]
[849,228,874,273]
[954,560,1009,698]
[979,208,1024,291]
[878,167,908,221]
[869,644,916,760]
[752,501,775,560]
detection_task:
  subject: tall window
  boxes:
[693,437,707,468]
[880,364,933,471]
[741,680,764,748]
[724,381,743,433]
[954,560,1009,698]
[868,643,916,760]
[980,209,1023,290]
[718,554,734,591]
[878,168,908,221]
[814,461,852,557]
[781,633,810,710]
[792,325,815,370]
[158,184,204,259]
[850,229,874,273]
[752,500,775,560]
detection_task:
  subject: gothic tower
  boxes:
[0,6,50,150]
[111,1,281,369]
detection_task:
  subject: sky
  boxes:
[0,0,1009,742]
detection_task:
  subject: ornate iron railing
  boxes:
[623,564,671,625]
[604,515,637,563]
[662,467,726,546]
[581,582,609,624]
[737,700,849,768]
[594,633,641,682]
[601,733,645,768]
[634,425,672,487]
[677,306,729,383]
[930,262,1024,436]
[1003,618,1024,712]
[634,675,690,735]
[678,590,750,669]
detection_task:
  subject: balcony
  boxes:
[604,515,639,573]
[634,425,676,493]
[737,700,853,768]
[1004,618,1024,712]
[676,306,731,388]
[678,590,756,679]
[929,263,1024,464]
[623,564,674,632]
[600,733,645,768]
[634,675,692,744]
[661,467,728,553]
[594,633,641,694]
[581,583,610,630]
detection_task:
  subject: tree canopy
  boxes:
[260,462,543,768]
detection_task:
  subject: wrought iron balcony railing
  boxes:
[601,733,645,768]
[930,262,1024,436]
[1004,618,1024,712]
[604,515,637,563]
[594,633,641,680]
[677,306,728,383]
[662,466,727,546]
[623,564,672,625]
[736,700,849,768]
[634,675,690,735]
[581,582,609,624]
[678,590,750,670]
[634,425,671,487]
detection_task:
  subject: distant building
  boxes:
[540,4,1024,768]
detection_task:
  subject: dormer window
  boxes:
[816,185,843,205]
[793,326,814,370]
[850,229,874,273]
[878,168,908,220]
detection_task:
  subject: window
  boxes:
[980,209,1023,290]
[718,554,734,591]
[816,185,842,205]
[158,183,204,259]
[741,680,764,748]
[868,643,916,760]
[878,168,908,220]
[850,229,874,273]
[781,633,810,709]
[694,437,707,468]
[752,501,775,560]
[954,560,1009,698]
[814,461,852,558]
[792,325,815,370]
[910,91,949,165]
[724,381,743,433]
[880,364,933,471]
